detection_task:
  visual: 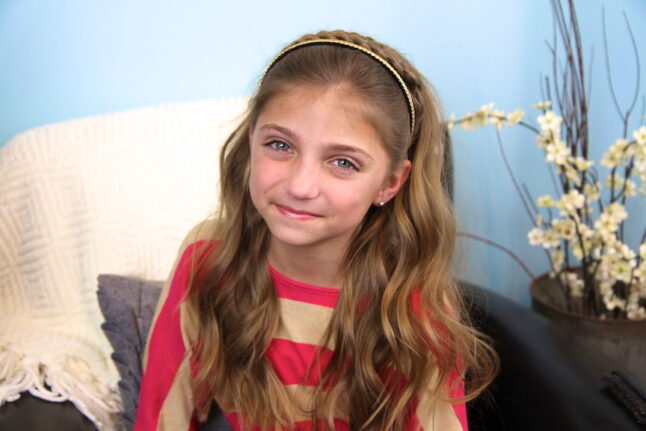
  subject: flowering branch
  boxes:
[448,0,646,320]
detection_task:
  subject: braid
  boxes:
[282,30,426,138]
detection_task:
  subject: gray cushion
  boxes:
[97,274,231,431]
[97,274,163,430]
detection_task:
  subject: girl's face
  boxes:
[248,84,410,256]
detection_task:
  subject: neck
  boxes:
[267,240,345,289]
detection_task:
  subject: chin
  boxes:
[268,230,318,248]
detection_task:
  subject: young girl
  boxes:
[134,30,498,431]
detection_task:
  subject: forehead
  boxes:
[254,84,388,156]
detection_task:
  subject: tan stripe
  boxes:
[158,355,195,430]
[414,372,462,431]
[275,298,334,347]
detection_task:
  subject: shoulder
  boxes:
[179,218,219,251]
[175,219,219,270]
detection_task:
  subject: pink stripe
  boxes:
[134,241,208,431]
[269,266,339,308]
[265,338,333,385]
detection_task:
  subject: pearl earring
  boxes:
[379,201,385,206]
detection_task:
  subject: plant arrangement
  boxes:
[450,0,646,320]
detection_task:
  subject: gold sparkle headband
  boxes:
[262,39,415,133]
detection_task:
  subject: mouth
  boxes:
[275,204,322,220]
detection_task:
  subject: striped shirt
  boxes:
[134,235,468,431]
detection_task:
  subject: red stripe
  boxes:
[226,413,349,430]
[269,266,339,308]
[265,338,333,386]
[134,241,208,431]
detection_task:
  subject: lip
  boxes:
[275,204,322,220]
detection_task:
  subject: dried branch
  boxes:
[522,183,539,215]
[495,129,534,223]
[457,232,536,280]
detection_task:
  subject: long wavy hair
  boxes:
[185,30,498,430]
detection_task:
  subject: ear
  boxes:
[374,160,412,206]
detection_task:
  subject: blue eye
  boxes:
[332,158,358,171]
[266,140,291,152]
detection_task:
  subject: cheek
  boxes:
[331,182,380,213]
[248,153,265,205]
[249,156,281,199]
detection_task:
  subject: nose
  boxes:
[284,158,320,200]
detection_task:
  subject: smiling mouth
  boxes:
[275,204,322,220]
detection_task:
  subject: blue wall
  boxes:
[1,0,644,303]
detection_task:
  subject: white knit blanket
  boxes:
[0,98,248,430]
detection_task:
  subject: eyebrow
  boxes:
[259,123,375,162]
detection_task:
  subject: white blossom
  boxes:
[578,223,594,239]
[583,183,601,201]
[604,294,626,311]
[474,103,493,126]
[605,173,624,191]
[538,111,562,134]
[542,229,561,248]
[572,243,584,260]
[606,202,628,223]
[562,271,584,297]
[536,133,551,150]
[597,278,615,295]
[460,113,477,131]
[614,241,636,261]
[489,110,505,130]
[556,189,585,216]
[536,194,555,208]
[627,307,646,320]
[594,213,618,236]
[571,156,594,171]
[634,125,646,145]
[506,109,525,126]
[550,248,564,268]
[527,227,544,246]
[597,228,618,248]
[447,113,456,131]
[624,179,637,196]
[611,260,634,284]
[533,101,552,110]
[560,164,581,186]
[601,139,630,168]
[634,262,646,283]
[546,140,570,165]
[552,218,577,241]
[633,142,646,168]
[535,214,544,227]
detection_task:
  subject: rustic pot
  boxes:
[530,272,646,384]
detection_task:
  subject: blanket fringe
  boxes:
[0,343,124,430]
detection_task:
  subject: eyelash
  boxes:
[331,158,359,171]
[264,140,360,172]
[265,140,292,152]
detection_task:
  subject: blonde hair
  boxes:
[186,29,498,430]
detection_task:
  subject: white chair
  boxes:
[0,97,248,430]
